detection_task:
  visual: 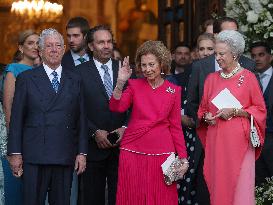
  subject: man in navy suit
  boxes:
[62,17,90,70]
[7,28,88,205]
[77,25,127,205]
[186,17,256,205]
[251,42,273,190]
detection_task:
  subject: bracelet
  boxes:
[233,108,239,117]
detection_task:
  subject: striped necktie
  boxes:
[101,64,113,98]
[51,71,60,93]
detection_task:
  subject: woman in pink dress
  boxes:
[197,30,266,205]
[109,40,188,205]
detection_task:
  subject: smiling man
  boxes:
[77,25,127,205]
[7,28,88,205]
[62,17,90,70]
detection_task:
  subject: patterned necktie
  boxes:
[51,71,60,93]
[78,57,86,64]
[101,64,113,98]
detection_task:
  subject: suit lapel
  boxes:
[266,75,273,114]
[88,59,111,99]
[112,60,119,88]
[202,55,215,80]
[31,66,56,110]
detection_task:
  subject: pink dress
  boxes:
[197,69,266,205]
[109,79,187,205]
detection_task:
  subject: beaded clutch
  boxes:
[161,153,189,185]
[250,115,260,147]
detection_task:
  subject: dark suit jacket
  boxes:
[187,54,255,121]
[62,51,76,70]
[7,65,88,165]
[265,74,273,122]
[77,58,127,161]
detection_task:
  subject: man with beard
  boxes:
[62,17,90,70]
[171,42,192,74]
[77,25,127,205]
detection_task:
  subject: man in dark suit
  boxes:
[62,17,90,70]
[7,28,88,205]
[77,25,127,205]
[250,42,273,190]
[186,17,256,205]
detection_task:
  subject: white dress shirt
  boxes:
[259,66,273,93]
[71,51,90,66]
[93,58,113,86]
[215,59,222,71]
[43,63,62,83]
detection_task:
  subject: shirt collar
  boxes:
[43,63,62,77]
[93,57,112,70]
[261,66,273,77]
[70,50,89,62]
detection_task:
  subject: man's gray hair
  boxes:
[216,30,245,57]
[38,28,64,49]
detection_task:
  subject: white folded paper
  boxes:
[211,88,242,110]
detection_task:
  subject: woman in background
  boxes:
[197,32,215,59]
[2,29,39,205]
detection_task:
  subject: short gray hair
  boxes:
[38,28,64,49]
[216,30,245,57]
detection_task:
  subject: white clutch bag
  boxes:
[250,115,260,147]
[161,153,189,185]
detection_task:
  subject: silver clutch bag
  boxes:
[250,115,260,147]
[161,153,189,185]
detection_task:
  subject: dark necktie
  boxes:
[101,64,113,98]
[51,71,60,93]
[78,57,86,64]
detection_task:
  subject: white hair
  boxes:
[216,30,245,57]
[38,28,64,49]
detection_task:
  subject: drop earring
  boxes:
[161,69,165,75]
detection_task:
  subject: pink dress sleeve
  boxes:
[109,81,133,113]
[168,86,187,158]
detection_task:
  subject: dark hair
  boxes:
[86,25,114,44]
[213,17,239,34]
[173,42,191,53]
[66,17,90,36]
[202,19,214,33]
[250,41,272,54]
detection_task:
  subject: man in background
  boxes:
[62,17,90,70]
[250,42,273,192]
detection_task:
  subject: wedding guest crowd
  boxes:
[0,13,271,205]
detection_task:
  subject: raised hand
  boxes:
[118,56,131,82]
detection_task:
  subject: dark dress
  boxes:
[167,67,198,205]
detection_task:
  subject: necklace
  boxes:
[220,63,242,79]
[149,79,164,90]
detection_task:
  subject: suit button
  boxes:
[66,126,69,129]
